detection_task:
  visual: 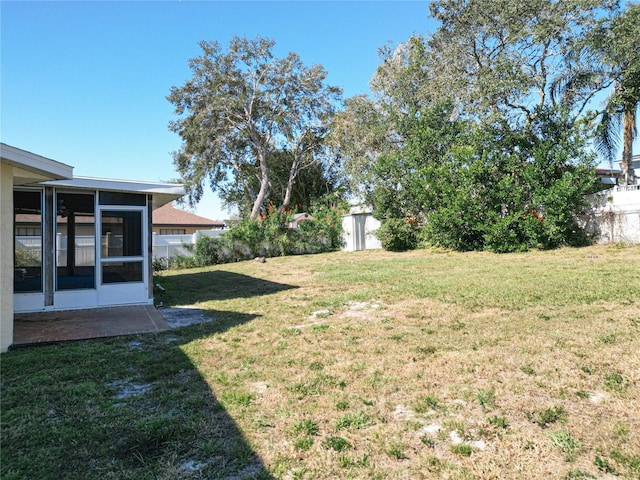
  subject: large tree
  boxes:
[168,36,342,220]
[421,0,618,126]
[552,3,639,184]
[591,3,640,184]
[330,0,613,252]
[328,37,434,199]
[332,1,616,200]
[221,148,343,216]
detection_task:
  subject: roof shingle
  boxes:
[153,203,224,228]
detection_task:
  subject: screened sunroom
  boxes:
[2,144,184,352]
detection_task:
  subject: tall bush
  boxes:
[371,105,596,252]
[171,201,345,269]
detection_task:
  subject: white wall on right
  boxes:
[582,186,640,244]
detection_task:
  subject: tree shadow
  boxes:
[156,269,298,305]
[111,309,276,479]
[3,281,282,478]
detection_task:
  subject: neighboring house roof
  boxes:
[153,203,224,228]
[288,212,314,229]
[595,167,624,185]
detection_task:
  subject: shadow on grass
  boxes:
[2,312,275,478]
[157,269,298,305]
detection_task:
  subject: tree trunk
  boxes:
[250,147,270,220]
[621,106,636,185]
[279,155,301,213]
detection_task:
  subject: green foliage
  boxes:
[488,416,509,430]
[371,105,596,253]
[531,406,568,428]
[424,0,615,124]
[564,468,596,479]
[227,203,294,257]
[220,389,253,407]
[450,443,473,456]
[385,442,408,459]
[521,365,536,375]
[164,201,345,269]
[192,234,221,265]
[594,455,615,473]
[291,419,319,437]
[334,412,371,431]
[586,4,640,183]
[375,217,418,251]
[334,1,629,250]
[476,389,496,411]
[610,448,640,473]
[322,436,350,452]
[550,430,581,461]
[294,437,314,451]
[412,394,441,413]
[168,35,342,219]
[14,247,41,267]
[604,372,627,393]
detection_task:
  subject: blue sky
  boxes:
[2,1,435,220]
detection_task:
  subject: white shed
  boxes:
[342,205,382,251]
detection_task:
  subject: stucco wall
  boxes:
[582,186,640,244]
[1,163,14,352]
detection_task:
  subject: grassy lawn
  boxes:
[2,245,640,479]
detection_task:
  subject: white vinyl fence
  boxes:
[17,230,228,268]
[152,230,226,263]
[16,235,97,267]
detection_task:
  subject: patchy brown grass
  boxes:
[164,244,640,479]
[2,245,638,480]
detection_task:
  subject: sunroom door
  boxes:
[52,191,98,310]
[98,207,148,305]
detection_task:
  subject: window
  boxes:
[102,261,143,283]
[159,228,186,235]
[16,227,42,236]
[56,192,96,290]
[14,190,43,293]
[99,192,146,206]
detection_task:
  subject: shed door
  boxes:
[353,215,367,251]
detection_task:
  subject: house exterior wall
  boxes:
[152,226,205,235]
[1,163,14,352]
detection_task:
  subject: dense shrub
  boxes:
[371,105,596,253]
[375,217,419,251]
[162,202,345,269]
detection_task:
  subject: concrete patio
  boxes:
[13,305,171,346]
